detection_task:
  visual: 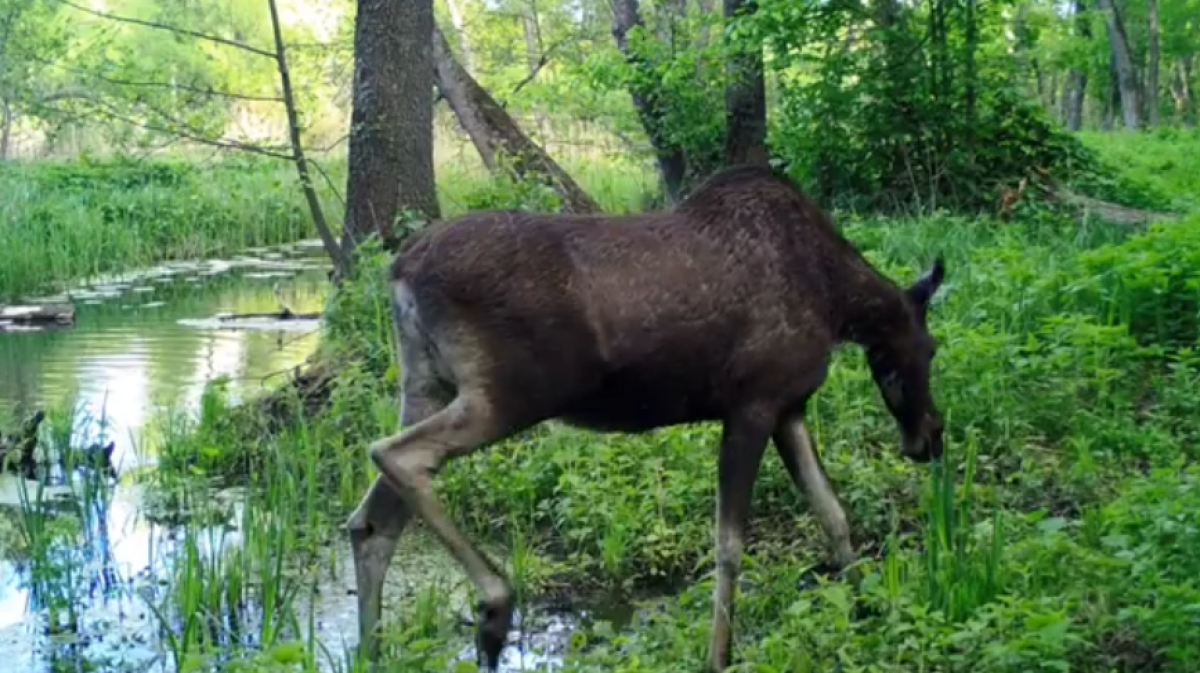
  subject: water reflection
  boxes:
[0,264,328,466]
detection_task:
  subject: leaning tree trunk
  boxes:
[723,0,768,166]
[1096,0,1140,130]
[432,25,602,215]
[1147,0,1160,127]
[342,0,441,255]
[611,0,689,204]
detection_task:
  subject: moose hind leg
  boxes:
[368,390,516,671]
[346,391,442,663]
[346,477,412,662]
[709,409,773,672]
[772,414,857,575]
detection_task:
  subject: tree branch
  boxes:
[49,99,294,159]
[29,52,282,102]
[506,38,568,100]
[51,0,277,59]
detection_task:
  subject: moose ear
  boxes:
[907,256,946,308]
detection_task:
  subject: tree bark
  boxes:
[432,24,602,215]
[1096,0,1140,130]
[611,0,688,203]
[1062,0,1089,131]
[723,0,768,166]
[343,0,441,255]
[1147,0,1160,127]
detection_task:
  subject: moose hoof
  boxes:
[475,597,513,671]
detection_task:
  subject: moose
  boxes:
[345,165,947,671]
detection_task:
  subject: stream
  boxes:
[0,242,618,673]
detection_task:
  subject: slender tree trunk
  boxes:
[432,25,602,214]
[343,0,441,255]
[521,1,540,72]
[1063,0,1089,131]
[965,0,978,135]
[444,0,476,75]
[0,98,11,160]
[267,0,348,276]
[1103,52,1120,130]
[1064,70,1088,130]
[1147,0,1160,127]
[520,0,549,137]
[611,0,688,202]
[723,0,767,166]
[1096,0,1140,130]
[1173,55,1194,126]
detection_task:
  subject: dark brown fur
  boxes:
[393,165,942,447]
[349,165,946,671]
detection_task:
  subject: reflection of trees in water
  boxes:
[0,336,46,419]
[0,270,328,441]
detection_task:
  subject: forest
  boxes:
[0,0,1199,671]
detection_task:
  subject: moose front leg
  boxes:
[772,414,858,578]
[368,390,515,672]
[709,409,772,672]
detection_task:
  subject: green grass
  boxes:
[10,129,1200,672]
[0,156,326,301]
[0,149,656,302]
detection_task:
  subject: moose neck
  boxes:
[829,257,914,352]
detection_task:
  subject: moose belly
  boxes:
[556,370,721,433]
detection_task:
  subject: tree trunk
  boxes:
[268,0,348,277]
[1172,56,1194,126]
[1147,0,1160,127]
[1102,52,1120,130]
[1064,70,1088,130]
[444,0,476,75]
[343,0,441,255]
[611,0,688,203]
[520,0,549,137]
[521,1,540,72]
[1095,0,1140,130]
[432,24,602,215]
[0,99,11,160]
[1062,0,1089,131]
[723,0,768,166]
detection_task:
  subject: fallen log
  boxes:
[1029,166,1180,226]
[1049,187,1179,226]
[0,303,76,329]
